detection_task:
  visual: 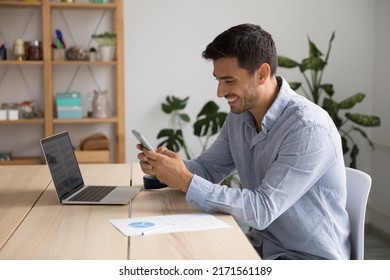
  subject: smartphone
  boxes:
[132,129,154,151]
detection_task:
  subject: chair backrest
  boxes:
[345,167,371,260]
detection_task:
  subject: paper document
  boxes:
[110,213,231,236]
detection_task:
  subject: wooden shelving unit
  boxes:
[0,156,43,166]
[0,0,125,164]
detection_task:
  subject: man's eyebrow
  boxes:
[213,73,235,80]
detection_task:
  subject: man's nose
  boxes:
[216,83,226,98]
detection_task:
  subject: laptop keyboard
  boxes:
[69,186,116,202]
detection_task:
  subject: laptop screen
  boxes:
[40,132,84,201]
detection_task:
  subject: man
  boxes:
[137,23,351,260]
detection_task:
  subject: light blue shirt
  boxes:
[185,76,351,259]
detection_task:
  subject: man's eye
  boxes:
[225,80,234,84]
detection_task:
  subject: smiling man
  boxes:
[137,23,351,260]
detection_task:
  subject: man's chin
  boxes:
[230,107,245,114]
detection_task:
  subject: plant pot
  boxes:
[99,46,115,61]
[89,51,97,61]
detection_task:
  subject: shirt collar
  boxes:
[261,76,291,133]
[242,76,292,134]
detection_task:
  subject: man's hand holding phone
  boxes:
[132,129,193,192]
[132,129,157,175]
[132,129,154,151]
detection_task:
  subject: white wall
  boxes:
[370,0,390,235]
[124,0,375,166]
[124,0,390,235]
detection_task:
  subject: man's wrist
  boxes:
[180,171,193,193]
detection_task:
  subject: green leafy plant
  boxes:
[278,32,381,168]
[91,32,116,46]
[157,95,227,159]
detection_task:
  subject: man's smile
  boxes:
[226,95,239,105]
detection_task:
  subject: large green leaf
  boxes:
[278,56,300,68]
[162,103,173,114]
[320,83,334,97]
[350,144,359,169]
[338,93,365,109]
[322,98,342,128]
[162,96,189,114]
[329,31,336,45]
[299,57,326,72]
[308,38,323,58]
[341,136,349,154]
[157,129,185,152]
[351,126,375,149]
[194,101,227,137]
[178,113,190,122]
[324,31,336,62]
[345,113,381,127]
[288,82,302,91]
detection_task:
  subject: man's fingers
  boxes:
[156,146,176,158]
[161,149,176,158]
[156,146,167,154]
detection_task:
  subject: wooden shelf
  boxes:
[53,117,118,124]
[0,1,116,9]
[0,61,43,65]
[50,2,116,10]
[0,118,45,124]
[0,1,41,8]
[0,0,125,165]
[0,157,43,166]
[52,60,116,66]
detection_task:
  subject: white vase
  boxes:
[92,90,111,118]
[99,46,115,61]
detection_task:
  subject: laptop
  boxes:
[40,131,142,205]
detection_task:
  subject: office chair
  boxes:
[345,167,372,260]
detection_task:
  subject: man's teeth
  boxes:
[227,97,238,102]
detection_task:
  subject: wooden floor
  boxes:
[364,230,390,260]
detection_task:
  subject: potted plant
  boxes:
[88,47,97,61]
[157,95,227,159]
[278,32,381,168]
[91,31,116,46]
[91,32,116,61]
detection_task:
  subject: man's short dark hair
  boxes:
[202,23,277,76]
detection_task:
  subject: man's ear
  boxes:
[257,63,271,84]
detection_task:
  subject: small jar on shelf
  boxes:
[26,40,42,60]
[13,38,25,61]
[0,35,6,60]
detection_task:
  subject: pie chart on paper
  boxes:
[128,221,155,228]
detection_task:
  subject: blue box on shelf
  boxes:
[56,92,83,119]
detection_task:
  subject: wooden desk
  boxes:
[129,163,260,260]
[0,163,260,260]
[0,165,51,250]
[0,164,131,260]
